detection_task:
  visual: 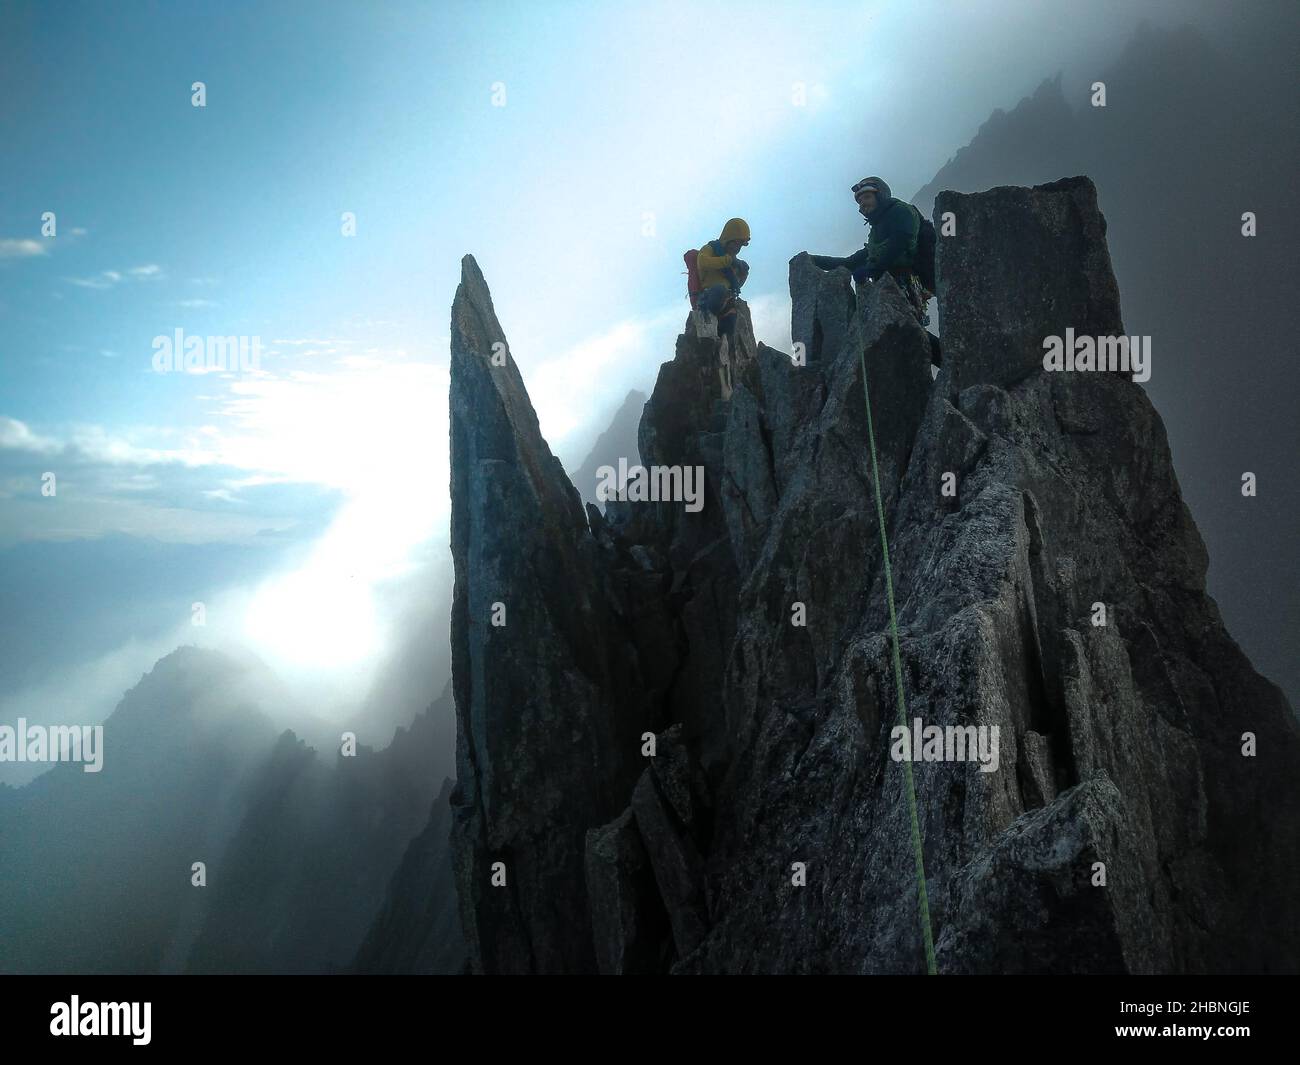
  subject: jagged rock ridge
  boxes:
[442,177,1299,974]
[910,21,1300,709]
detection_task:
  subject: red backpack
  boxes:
[683,249,703,307]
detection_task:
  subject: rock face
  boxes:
[443,178,1299,974]
[910,23,1300,712]
[447,258,657,973]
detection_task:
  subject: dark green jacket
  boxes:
[811,177,920,281]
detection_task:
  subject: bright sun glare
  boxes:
[218,357,450,675]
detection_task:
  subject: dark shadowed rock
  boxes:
[434,179,1298,974]
[910,24,1300,712]
[935,775,1146,974]
[629,726,711,959]
[936,177,1122,396]
[447,255,657,973]
[789,253,855,367]
[584,808,670,975]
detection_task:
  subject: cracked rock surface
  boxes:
[423,177,1299,974]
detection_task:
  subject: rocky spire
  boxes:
[447,255,656,972]
[438,180,1298,974]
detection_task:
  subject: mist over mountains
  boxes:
[1,15,1295,976]
[0,648,277,973]
[912,19,1299,706]
[0,646,459,973]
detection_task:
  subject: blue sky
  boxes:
[5,0,1204,436]
[0,0,1220,765]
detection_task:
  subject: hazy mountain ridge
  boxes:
[912,20,1299,707]
[184,684,455,973]
[0,646,457,974]
[352,776,465,974]
[0,647,278,973]
[569,388,649,509]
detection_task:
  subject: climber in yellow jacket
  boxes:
[696,217,750,339]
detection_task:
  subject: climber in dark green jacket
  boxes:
[810,176,919,284]
[806,175,942,366]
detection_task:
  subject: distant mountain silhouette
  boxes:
[0,646,457,974]
[185,684,456,973]
[353,776,465,974]
[0,647,278,973]
[569,389,648,509]
[913,20,1299,707]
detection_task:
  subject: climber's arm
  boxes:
[810,247,871,273]
[696,243,734,273]
[809,254,847,270]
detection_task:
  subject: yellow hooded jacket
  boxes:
[697,218,750,293]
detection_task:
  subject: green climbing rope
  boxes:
[857,344,938,976]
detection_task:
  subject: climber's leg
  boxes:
[697,283,726,318]
[717,307,737,338]
[699,283,738,339]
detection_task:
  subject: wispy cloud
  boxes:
[66,264,164,289]
[0,238,48,260]
[0,416,61,453]
[528,304,684,445]
[202,487,244,504]
[67,270,121,289]
[0,415,214,468]
[0,414,340,546]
